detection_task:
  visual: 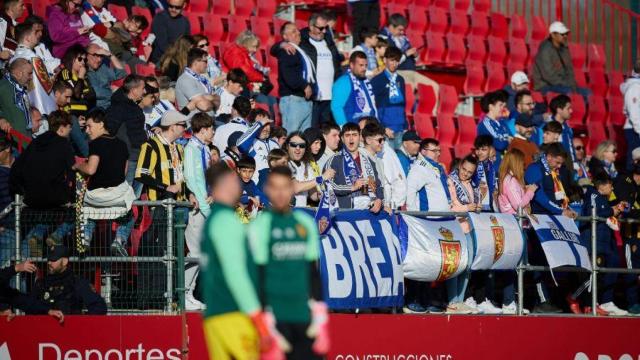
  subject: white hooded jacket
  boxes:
[621,76,640,134]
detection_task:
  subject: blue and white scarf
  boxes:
[289,42,316,84]
[342,146,361,187]
[449,170,480,206]
[359,43,377,71]
[475,159,497,194]
[603,160,618,179]
[5,73,31,129]
[189,135,212,177]
[420,156,451,203]
[347,69,377,118]
[184,67,213,94]
[315,181,332,235]
[385,69,403,104]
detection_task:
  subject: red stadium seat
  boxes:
[531,91,544,103]
[510,14,527,39]
[449,10,469,36]
[506,38,528,75]
[456,115,476,145]
[473,0,491,12]
[212,0,231,15]
[569,94,586,126]
[463,64,485,95]
[445,33,466,66]
[437,84,458,116]
[568,43,586,70]
[489,13,508,40]
[136,63,156,76]
[406,29,424,50]
[250,17,273,45]
[454,0,470,11]
[588,44,606,70]
[436,113,457,148]
[466,35,487,66]
[587,95,607,124]
[203,15,225,42]
[405,83,416,121]
[421,32,445,65]
[427,6,448,35]
[227,16,249,42]
[32,0,50,18]
[487,36,506,64]
[414,113,436,139]
[107,4,128,21]
[188,0,209,13]
[234,0,254,16]
[386,3,408,18]
[608,71,624,94]
[186,12,203,34]
[454,143,474,158]
[432,0,449,9]
[608,95,625,126]
[407,4,428,33]
[531,16,547,41]
[587,121,607,153]
[416,83,438,116]
[470,12,489,37]
[588,68,608,97]
[484,61,506,92]
[257,0,277,18]
[574,69,588,88]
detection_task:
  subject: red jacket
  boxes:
[221,43,264,85]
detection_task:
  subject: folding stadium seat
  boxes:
[463,64,485,96]
[531,91,544,103]
[405,83,416,122]
[436,113,457,148]
[203,15,225,43]
[256,0,277,18]
[427,6,448,35]
[227,16,249,42]
[449,10,469,36]
[489,13,508,40]
[469,12,489,37]
[32,0,49,18]
[234,0,254,16]
[416,83,438,116]
[432,0,449,9]
[212,0,231,15]
[456,115,476,145]
[510,14,527,39]
[568,43,586,69]
[587,122,607,153]
[574,69,588,88]
[531,16,547,42]
[136,63,156,76]
[487,36,506,64]
[569,94,586,126]
[454,0,470,11]
[445,33,466,66]
[588,44,606,70]
[386,3,408,18]
[473,0,491,12]
[406,30,425,55]
[188,0,209,13]
[107,4,128,21]
[608,95,625,126]
[506,38,528,75]
[587,95,607,124]
[414,113,436,139]
[421,32,445,65]
[132,6,153,37]
[437,85,458,116]
[186,12,203,34]
[250,17,274,46]
[608,71,624,94]
[407,4,428,33]
[588,68,608,97]
[484,61,506,92]
[466,35,487,66]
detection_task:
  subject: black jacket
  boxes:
[9,131,75,209]
[0,266,51,314]
[33,268,107,315]
[271,43,311,98]
[106,88,148,160]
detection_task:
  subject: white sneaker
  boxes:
[464,297,479,313]
[600,302,629,316]
[477,300,502,314]
[502,302,530,315]
[185,294,205,311]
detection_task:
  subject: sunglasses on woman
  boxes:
[198,42,209,49]
[76,56,86,62]
[288,142,306,149]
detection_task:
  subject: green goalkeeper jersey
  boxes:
[201,203,261,318]
[248,209,320,323]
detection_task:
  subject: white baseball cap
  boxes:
[549,21,570,34]
[510,71,529,85]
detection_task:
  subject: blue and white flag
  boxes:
[528,214,592,270]
[398,215,469,282]
[468,213,524,270]
[319,210,404,309]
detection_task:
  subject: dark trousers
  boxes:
[349,1,381,46]
[526,228,552,304]
[624,236,640,305]
[312,100,333,128]
[624,129,640,171]
[275,322,321,360]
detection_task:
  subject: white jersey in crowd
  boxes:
[406,155,450,212]
[379,142,407,209]
[213,117,249,151]
[34,43,60,76]
[249,138,280,184]
[289,160,316,207]
[12,45,56,115]
[214,86,236,117]
[309,37,334,101]
[621,75,640,134]
[80,5,116,51]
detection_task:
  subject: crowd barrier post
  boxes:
[516,207,525,316]
[590,203,598,316]
[165,199,175,313]
[13,194,22,292]
[175,209,186,312]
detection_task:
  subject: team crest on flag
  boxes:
[32,57,53,93]
[468,213,524,270]
[436,227,461,281]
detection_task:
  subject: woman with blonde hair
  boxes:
[588,140,619,179]
[159,35,195,81]
[498,148,538,215]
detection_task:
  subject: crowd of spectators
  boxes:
[0,0,637,317]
